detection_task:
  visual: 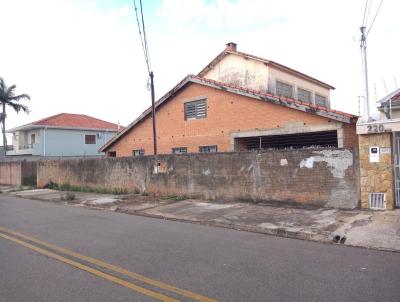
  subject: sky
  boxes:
[1,0,399,142]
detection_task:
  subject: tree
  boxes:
[0,77,30,148]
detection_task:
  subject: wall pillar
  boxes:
[358,133,394,209]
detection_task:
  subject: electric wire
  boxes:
[361,0,369,27]
[133,0,151,74]
[139,0,151,71]
[366,0,384,36]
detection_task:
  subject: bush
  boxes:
[61,192,76,201]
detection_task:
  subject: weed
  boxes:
[61,192,76,201]
[164,194,189,201]
[47,181,59,190]
[49,182,127,195]
[133,187,140,194]
[141,191,149,196]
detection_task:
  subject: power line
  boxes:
[131,0,157,155]
[367,0,384,36]
[139,0,151,71]
[133,0,151,73]
[361,0,369,27]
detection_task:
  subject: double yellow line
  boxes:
[0,226,217,302]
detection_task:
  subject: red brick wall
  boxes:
[343,123,359,149]
[108,83,356,156]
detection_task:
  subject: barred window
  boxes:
[297,88,311,103]
[85,135,96,144]
[199,145,218,153]
[184,99,207,120]
[315,94,327,106]
[132,149,145,156]
[276,81,293,98]
[172,147,187,154]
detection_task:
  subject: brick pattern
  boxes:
[359,133,394,209]
[108,83,357,156]
[37,149,359,209]
[343,123,359,149]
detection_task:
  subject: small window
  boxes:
[107,151,116,157]
[199,145,218,153]
[297,88,311,103]
[315,94,327,106]
[133,149,145,156]
[172,147,187,154]
[276,81,293,98]
[85,135,96,144]
[184,99,207,120]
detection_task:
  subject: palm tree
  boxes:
[0,77,30,148]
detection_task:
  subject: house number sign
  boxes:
[367,124,385,133]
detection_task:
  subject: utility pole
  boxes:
[360,26,370,121]
[150,71,157,155]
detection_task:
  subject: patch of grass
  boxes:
[48,182,127,195]
[18,185,33,191]
[133,187,140,194]
[163,194,189,202]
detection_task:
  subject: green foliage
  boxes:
[133,187,140,194]
[164,194,189,201]
[141,191,149,196]
[47,181,59,190]
[0,77,30,147]
[48,182,127,195]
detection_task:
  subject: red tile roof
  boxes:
[31,113,121,130]
[194,76,355,118]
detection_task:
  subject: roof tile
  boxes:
[31,113,121,130]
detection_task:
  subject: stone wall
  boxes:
[37,149,360,209]
[359,133,394,209]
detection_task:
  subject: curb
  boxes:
[4,193,400,254]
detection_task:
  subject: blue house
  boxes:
[6,113,122,157]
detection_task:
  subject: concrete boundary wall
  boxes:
[0,161,37,186]
[37,149,360,209]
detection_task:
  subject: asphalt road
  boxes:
[0,195,399,302]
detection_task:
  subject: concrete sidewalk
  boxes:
[3,187,400,252]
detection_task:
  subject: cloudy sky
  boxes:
[1,0,399,141]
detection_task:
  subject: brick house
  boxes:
[101,44,358,157]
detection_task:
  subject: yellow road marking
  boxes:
[0,226,218,302]
[0,232,179,302]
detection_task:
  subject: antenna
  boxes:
[360,26,370,120]
[382,79,388,94]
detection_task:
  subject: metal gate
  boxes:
[393,132,400,207]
